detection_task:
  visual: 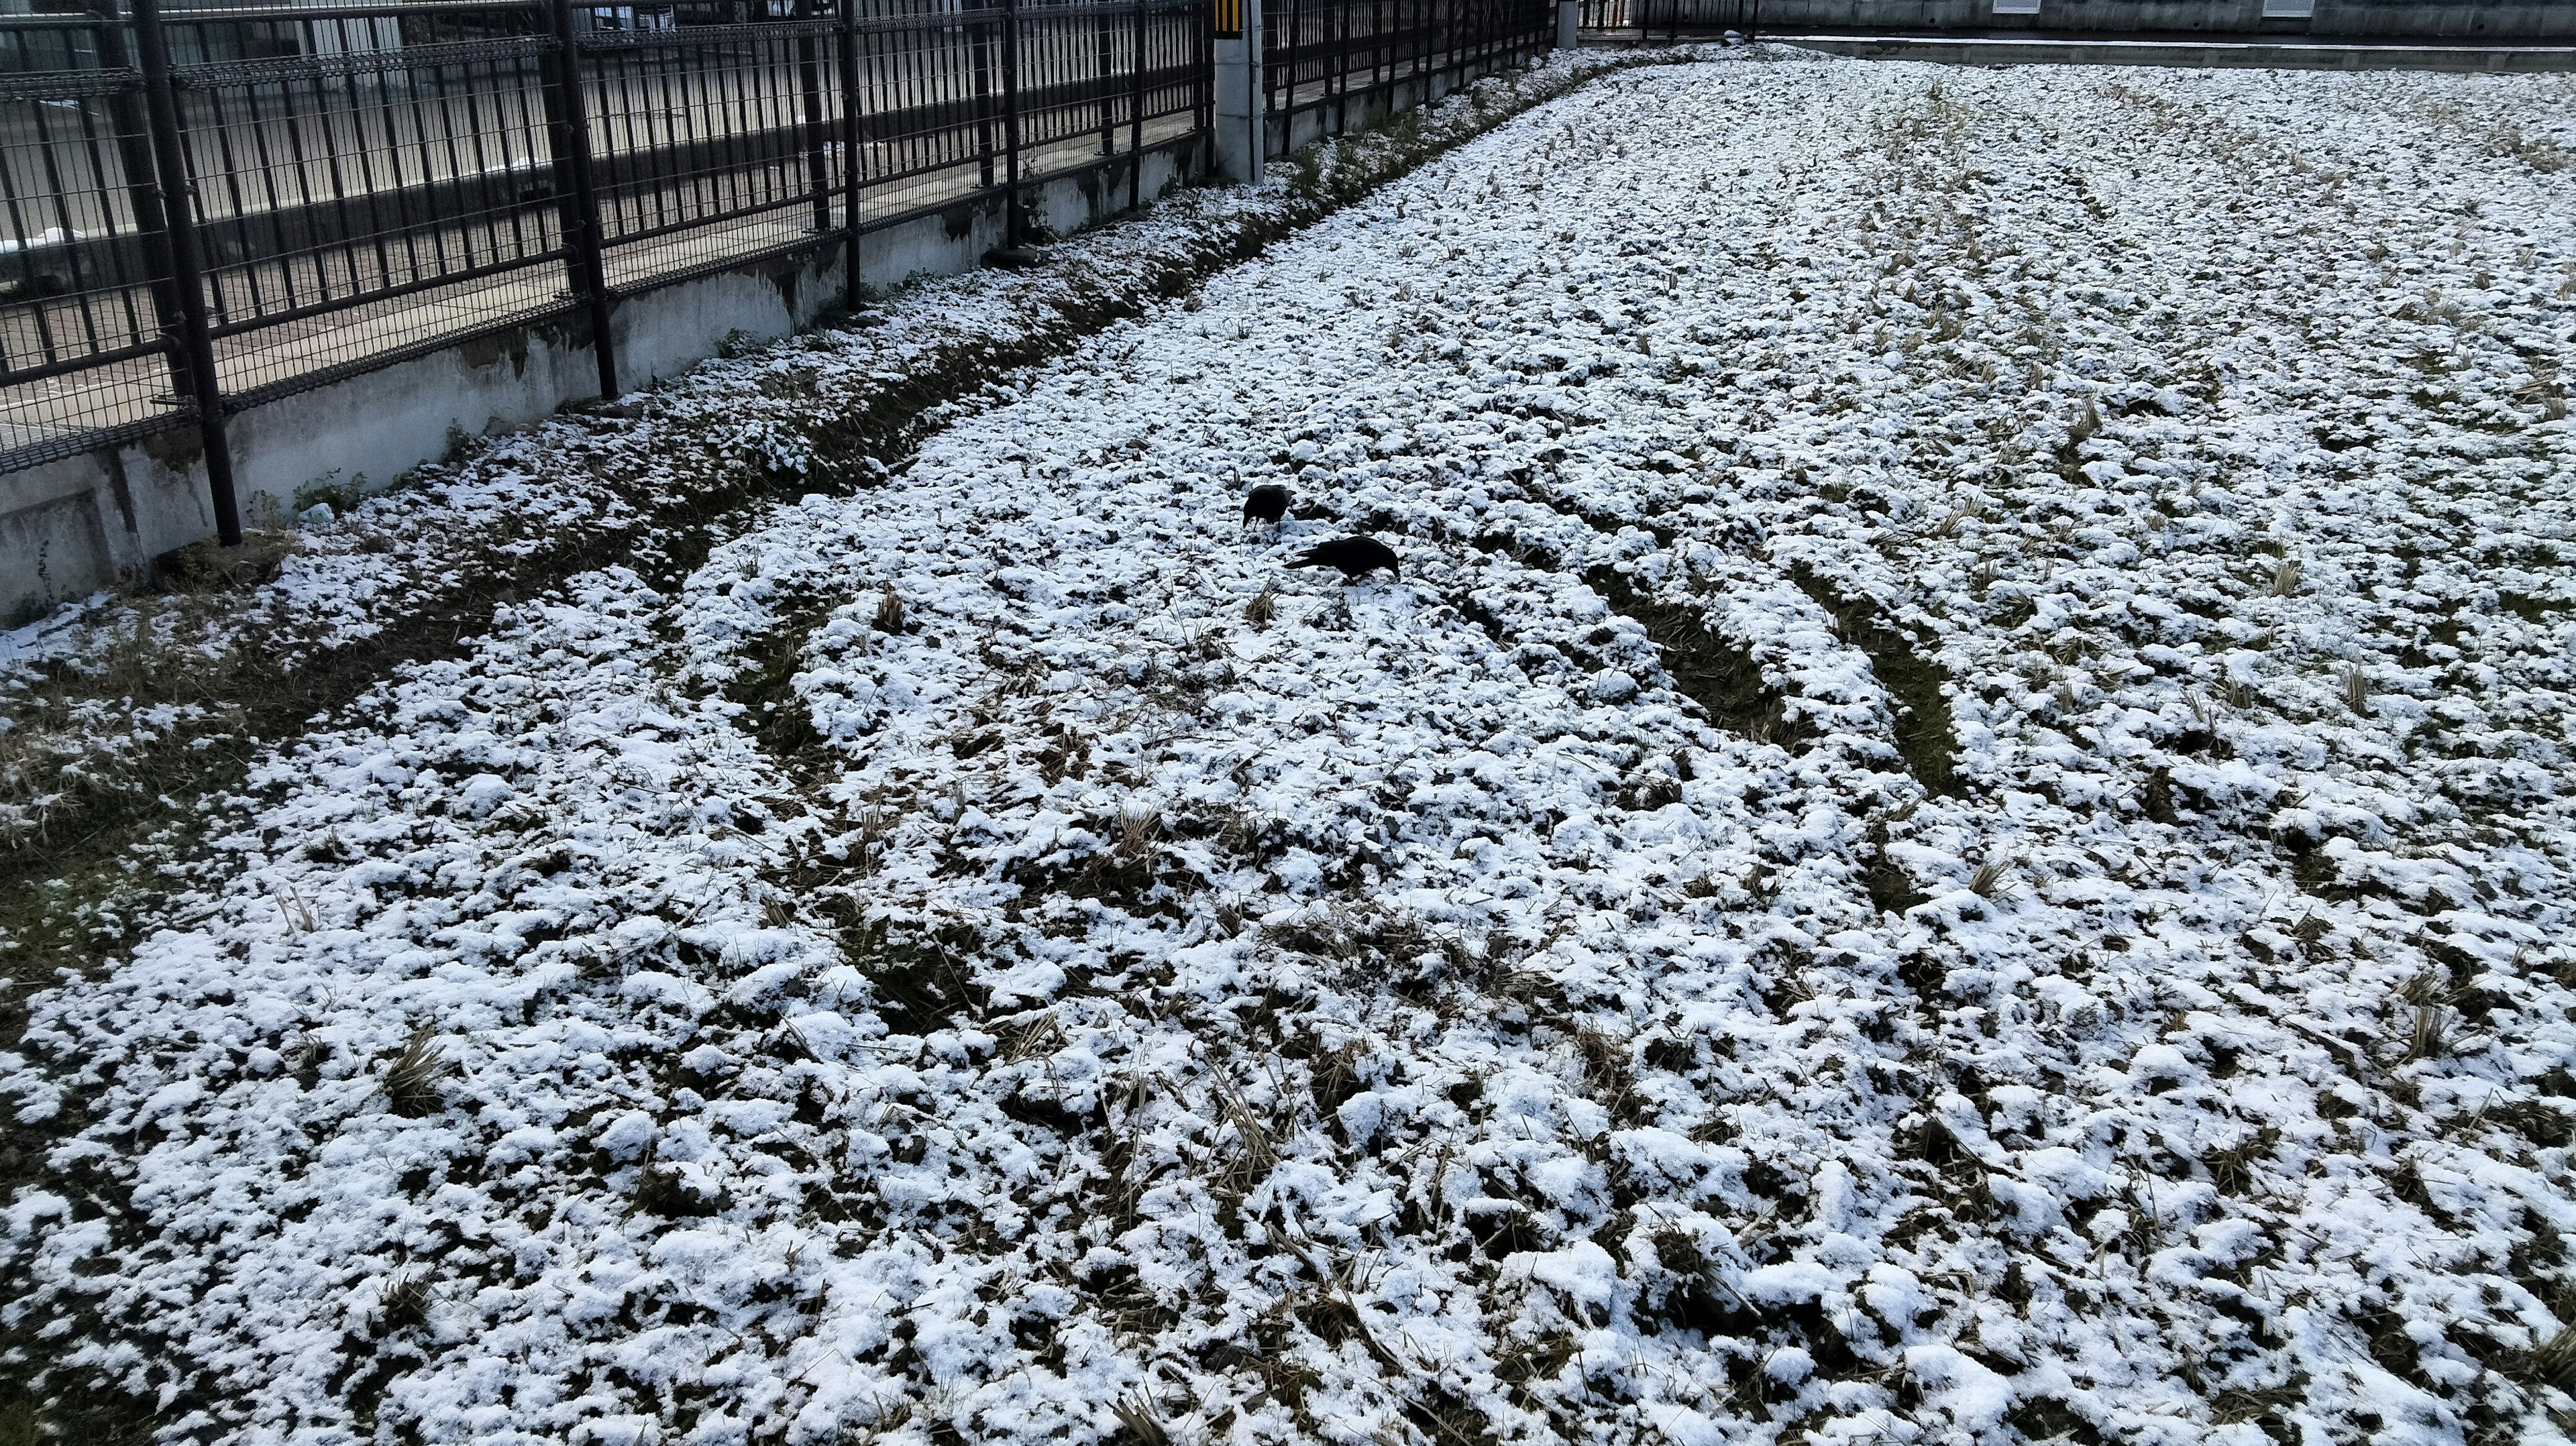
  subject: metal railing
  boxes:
[0,0,1210,541]
[1264,0,1553,142]
[1576,0,1755,35]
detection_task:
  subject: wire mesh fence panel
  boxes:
[0,13,190,470]
[160,3,572,405]
[847,0,1007,229]
[1012,0,1185,194]
[583,3,848,293]
[1611,0,1754,30]
[0,0,1217,490]
[1265,0,1547,142]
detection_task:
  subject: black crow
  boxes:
[1242,483,1289,529]
[1290,535,1401,581]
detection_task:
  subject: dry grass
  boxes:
[374,1269,432,1336]
[2523,1325,2576,1393]
[2067,396,2102,448]
[2269,558,2302,598]
[2398,1003,2450,1064]
[382,1024,451,1119]
[1968,859,2016,899]
[872,587,906,634]
[1244,588,1277,628]
[1108,1392,1171,1446]
[1931,497,1984,539]
[2340,664,2371,717]
[1112,804,1162,867]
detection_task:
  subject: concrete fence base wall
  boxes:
[1,140,1196,622]
[1636,0,2576,38]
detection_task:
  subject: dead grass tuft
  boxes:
[2398,1003,2450,1064]
[374,1268,433,1335]
[1968,859,2017,899]
[2521,1325,2576,1393]
[382,1025,451,1119]
[1244,588,1277,628]
[1114,804,1163,864]
[1108,1392,1171,1446]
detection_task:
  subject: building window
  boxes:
[2262,0,2315,14]
[1993,0,2041,13]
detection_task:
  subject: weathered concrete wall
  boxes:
[1656,0,2576,36]
[1784,30,2576,62]
[0,140,1196,622]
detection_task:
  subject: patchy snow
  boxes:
[9,49,2576,1446]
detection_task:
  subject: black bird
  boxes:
[1242,483,1290,529]
[1290,535,1401,582]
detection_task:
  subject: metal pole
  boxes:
[88,5,191,413]
[542,0,618,399]
[1283,0,1300,137]
[129,0,239,546]
[796,0,830,235]
[1129,0,1146,209]
[970,4,997,188]
[1095,0,1114,156]
[1000,0,1022,246]
[838,0,863,299]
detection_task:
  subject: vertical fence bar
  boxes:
[1128,0,1145,209]
[542,0,618,399]
[1095,1,1114,156]
[798,0,830,235]
[1444,0,1459,93]
[837,0,861,297]
[1284,0,1301,132]
[87,2,190,406]
[1000,0,1022,246]
[129,0,239,545]
[1332,0,1349,134]
[971,4,998,188]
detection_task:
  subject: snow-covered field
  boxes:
[8,48,2576,1446]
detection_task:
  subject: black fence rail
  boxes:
[1263,0,1552,144]
[0,0,1209,541]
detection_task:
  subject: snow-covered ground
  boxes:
[8,49,2576,1446]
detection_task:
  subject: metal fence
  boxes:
[0,0,1210,541]
[1574,0,1755,33]
[1265,0,1553,143]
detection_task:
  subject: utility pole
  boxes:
[1212,0,1263,183]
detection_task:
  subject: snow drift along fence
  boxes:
[0,0,1210,543]
[1263,0,1555,146]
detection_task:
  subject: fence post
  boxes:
[1000,0,1023,247]
[839,0,863,299]
[1210,0,1259,182]
[1556,0,1576,48]
[1442,0,1458,95]
[87,6,191,429]
[128,0,241,547]
[541,0,619,400]
[1281,0,1299,139]
[970,3,998,188]
[1128,0,1146,209]
[1095,1,1115,156]
[796,0,830,237]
